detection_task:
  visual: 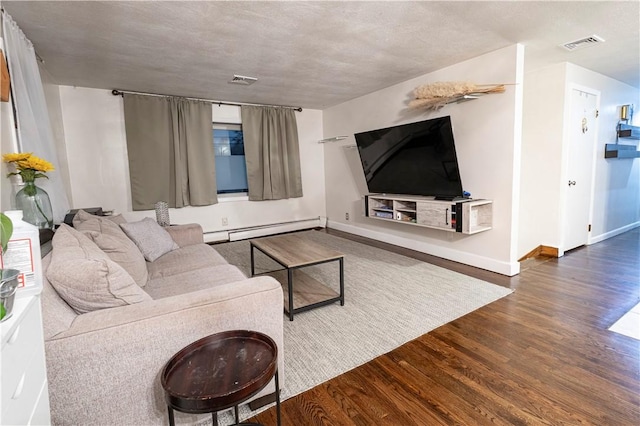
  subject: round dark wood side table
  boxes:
[161,330,281,426]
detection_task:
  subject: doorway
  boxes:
[562,86,599,252]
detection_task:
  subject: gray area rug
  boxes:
[211,230,513,424]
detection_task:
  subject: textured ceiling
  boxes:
[2,1,639,109]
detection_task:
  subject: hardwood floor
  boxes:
[250,227,640,425]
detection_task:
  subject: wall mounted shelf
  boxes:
[318,136,348,143]
[617,124,640,140]
[604,144,640,159]
[606,121,640,159]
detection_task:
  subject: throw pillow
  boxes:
[46,224,152,314]
[72,209,127,227]
[75,217,149,287]
[119,217,179,262]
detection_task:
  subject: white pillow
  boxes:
[46,225,151,314]
[120,217,179,262]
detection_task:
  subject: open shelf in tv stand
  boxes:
[364,194,492,234]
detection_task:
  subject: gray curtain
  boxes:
[241,106,303,201]
[123,94,217,210]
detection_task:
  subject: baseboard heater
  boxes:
[203,217,326,243]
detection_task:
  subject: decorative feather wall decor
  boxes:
[409,81,506,110]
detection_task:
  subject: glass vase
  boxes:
[15,182,54,230]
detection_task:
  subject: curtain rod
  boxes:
[111,89,303,112]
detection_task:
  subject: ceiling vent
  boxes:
[228,75,258,85]
[560,34,605,51]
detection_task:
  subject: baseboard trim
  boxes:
[540,246,559,257]
[519,245,559,261]
[228,217,324,241]
[588,221,640,245]
[203,231,229,243]
[204,217,326,243]
[327,220,519,276]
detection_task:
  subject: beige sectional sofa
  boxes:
[41,212,283,425]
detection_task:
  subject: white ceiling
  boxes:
[2,1,639,110]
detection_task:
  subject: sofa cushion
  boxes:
[46,224,152,314]
[120,218,179,262]
[72,209,127,227]
[41,254,78,340]
[76,216,149,287]
[144,264,247,299]
[147,244,230,280]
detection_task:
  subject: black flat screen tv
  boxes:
[354,116,464,200]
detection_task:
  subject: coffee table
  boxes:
[161,330,281,426]
[250,233,344,321]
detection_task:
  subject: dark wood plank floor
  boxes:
[251,227,640,425]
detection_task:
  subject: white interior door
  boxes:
[563,88,598,252]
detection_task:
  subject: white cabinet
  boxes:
[365,194,492,234]
[1,295,51,425]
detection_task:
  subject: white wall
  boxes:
[519,63,640,257]
[519,63,567,255]
[57,86,326,233]
[39,65,73,206]
[322,44,525,276]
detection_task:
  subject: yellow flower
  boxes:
[3,154,55,228]
[17,156,55,173]
[2,152,33,163]
[3,152,55,183]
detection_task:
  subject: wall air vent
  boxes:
[560,34,605,51]
[228,75,258,85]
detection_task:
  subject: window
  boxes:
[212,123,248,194]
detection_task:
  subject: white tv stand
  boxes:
[364,194,492,234]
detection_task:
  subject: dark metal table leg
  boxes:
[250,245,255,277]
[167,406,175,426]
[288,268,294,321]
[339,257,345,306]
[234,405,239,424]
[275,370,282,426]
[212,411,218,426]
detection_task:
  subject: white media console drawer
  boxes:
[1,295,51,425]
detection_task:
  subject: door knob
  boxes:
[568,180,576,186]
